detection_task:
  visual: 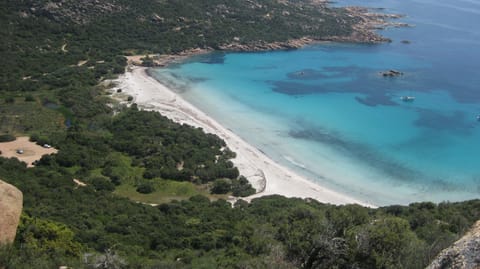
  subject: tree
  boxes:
[0,134,16,142]
[84,248,127,269]
[24,94,35,102]
[136,182,155,194]
[140,56,154,67]
[16,215,83,257]
[90,177,115,192]
[211,178,231,194]
[347,217,427,268]
[232,176,256,197]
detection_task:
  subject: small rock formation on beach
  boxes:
[0,180,23,245]
[427,220,480,269]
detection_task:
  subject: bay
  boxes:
[151,0,480,205]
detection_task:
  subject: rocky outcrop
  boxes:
[219,37,315,52]
[217,5,408,51]
[427,220,480,269]
[0,180,23,245]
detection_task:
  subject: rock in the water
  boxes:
[0,180,23,245]
[427,220,480,269]
[380,69,404,77]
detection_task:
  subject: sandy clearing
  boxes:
[125,55,158,66]
[0,137,57,167]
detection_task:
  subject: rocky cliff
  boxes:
[427,220,480,269]
[0,180,23,245]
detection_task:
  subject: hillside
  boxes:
[1,0,479,268]
[1,0,377,93]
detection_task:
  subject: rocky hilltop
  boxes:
[0,180,23,245]
[427,220,480,269]
[24,0,125,24]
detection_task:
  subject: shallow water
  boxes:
[151,0,480,205]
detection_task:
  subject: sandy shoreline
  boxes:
[112,66,375,207]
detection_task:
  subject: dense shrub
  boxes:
[0,134,16,142]
[211,178,231,194]
[136,182,155,194]
[89,177,115,192]
[24,94,35,102]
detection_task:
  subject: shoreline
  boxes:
[112,66,375,207]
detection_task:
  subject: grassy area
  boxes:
[0,96,65,136]
[115,179,207,204]
[103,152,144,181]
[108,152,227,204]
[64,165,82,175]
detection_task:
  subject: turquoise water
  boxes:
[151,0,480,205]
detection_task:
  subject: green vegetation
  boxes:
[0,94,66,137]
[109,109,241,183]
[0,100,478,268]
[115,178,226,205]
[0,156,479,268]
[0,0,478,268]
[211,177,256,197]
[1,0,357,95]
[0,134,16,142]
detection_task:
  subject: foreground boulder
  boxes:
[427,220,480,269]
[0,180,23,245]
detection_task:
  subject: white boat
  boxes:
[401,96,415,102]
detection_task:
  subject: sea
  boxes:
[150,0,480,205]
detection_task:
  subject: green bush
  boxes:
[136,182,155,194]
[25,94,35,102]
[90,177,115,192]
[211,178,231,194]
[141,57,154,67]
[0,134,16,142]
[232,176,256,197]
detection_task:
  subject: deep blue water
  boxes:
[152,0,480,205]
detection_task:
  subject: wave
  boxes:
[283,155,307,169]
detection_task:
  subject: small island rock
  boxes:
[380,69,404,77]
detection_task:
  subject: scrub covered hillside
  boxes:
[1,0,369,94]
[1,0,479,268]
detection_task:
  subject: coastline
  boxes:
[122,6,407,68]
[112,66,375,207]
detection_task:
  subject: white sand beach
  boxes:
[113,66,375,207]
